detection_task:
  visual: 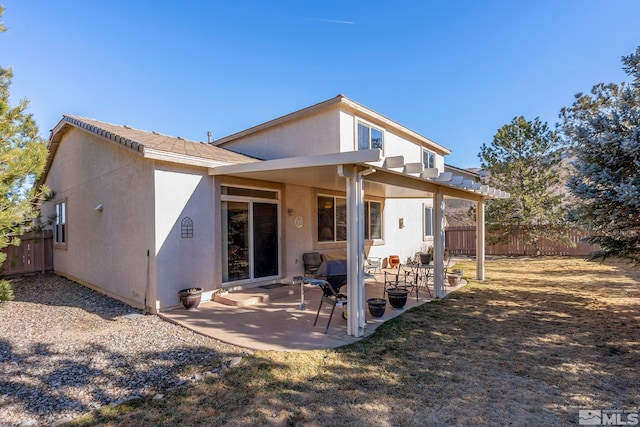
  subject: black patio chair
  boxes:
[312,260,348,333]
[302,252,323,277]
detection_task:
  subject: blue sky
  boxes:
[2,0,639,168]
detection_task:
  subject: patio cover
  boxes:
[209,149,508,337]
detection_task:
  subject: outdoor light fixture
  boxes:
[399,218,404,229]
[95,203,103,212]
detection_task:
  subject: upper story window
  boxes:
[358,123,383,151]
[423,148,435,169]
[54,200,67,247]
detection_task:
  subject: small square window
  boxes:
[358,123,383,151]
[423,149,435,169]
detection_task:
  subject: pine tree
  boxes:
[560,46,640,263]
[479,116,567,256]
[0,7,50,300]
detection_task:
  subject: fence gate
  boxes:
[0,231,53,277]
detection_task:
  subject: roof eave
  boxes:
[214,95,451,155]
[144,148,236,168]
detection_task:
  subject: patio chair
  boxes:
[443,253,453,284]
[365,256,382,276]
[302,252,323,277]
[311,263,348,333]
[383,264,417,299]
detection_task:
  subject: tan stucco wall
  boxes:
[283,184,314,278]
[154,162,216,309]
[42,127,155,309]
[220,107,341,160]
[376,198,433,264]
[279,183,433,276]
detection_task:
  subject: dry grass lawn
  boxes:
[67,257,640,426]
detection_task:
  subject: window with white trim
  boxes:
[317,195,382,242]
[54,200,67,245]
[424,205,433,239]
[365,200,382,240]
[358,123,383,151]
[423,148,435,169]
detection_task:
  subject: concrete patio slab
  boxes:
[159,275,466,351]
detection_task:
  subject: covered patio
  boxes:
[160,268,469,351]
[208,148,507,338]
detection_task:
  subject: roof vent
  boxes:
[207,131,213,144]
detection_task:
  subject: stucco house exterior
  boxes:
[39,95,506,337]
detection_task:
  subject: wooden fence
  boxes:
[0,230,53,277]
[445,226,600,257]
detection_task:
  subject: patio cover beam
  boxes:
[364,168,486,202]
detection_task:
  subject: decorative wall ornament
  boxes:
[181,217,194,238]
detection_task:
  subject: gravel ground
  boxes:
[0,274,246,427]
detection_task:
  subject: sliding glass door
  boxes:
[221,187,279,283]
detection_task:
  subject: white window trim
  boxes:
[422,148,436,169]
[356,120,384,152]
[53,198,67,249]
[423,203,434,241]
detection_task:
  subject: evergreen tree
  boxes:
[479,116,567,255]
[0,7,49,300]
[560,46,640,263]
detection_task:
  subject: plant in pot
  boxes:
[386,287,409,309]
[367,298,387,317]
[447,269,463,286]
[178,287,203,310]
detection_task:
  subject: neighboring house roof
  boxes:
[214,94,452,156]
[39,114,259,186]
[444,164,482,181]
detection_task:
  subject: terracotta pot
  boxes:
[178,288,203,310]
[388,255,400,269]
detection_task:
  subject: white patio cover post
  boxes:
[340,165,366,337]
[433,189,446,298]
[476,200,486,281]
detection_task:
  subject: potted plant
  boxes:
[367,298,387,317]
[386,288,409,309]
[447,269,463,286]
[178,287,203,310]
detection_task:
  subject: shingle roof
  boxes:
[59,115,259,165]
